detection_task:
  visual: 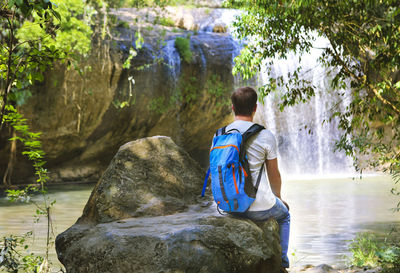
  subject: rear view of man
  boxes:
[226,86,290,271]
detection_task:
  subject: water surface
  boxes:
[0,175,399,270]
[284,175,400,266]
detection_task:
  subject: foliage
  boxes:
[349,232,400,272]
[3,105,48,187]
[0,0,94,126]
[205,74,230,107]
[2,104,56,271]
[204,75,231,114]
[225,0,400,208]
[0,233,43,273]
[349,233,380,267]
[0,0,94,271]
[123,47,138,69]
[148,96,167,114]
[115,31,144,109]
[147,76,198,114]
[147,74,232,115]
[177,76,197,105]
[16,0,94,57]
[122,31,143,69]
[155,16,175,27]
[174,36,192,63]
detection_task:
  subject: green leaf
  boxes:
[51,9,61,21]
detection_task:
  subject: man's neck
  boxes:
[235,115,253,122]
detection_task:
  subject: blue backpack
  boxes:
[201,124,265,213]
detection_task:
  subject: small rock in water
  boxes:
[213,24,227,33]
[314,264,334,271]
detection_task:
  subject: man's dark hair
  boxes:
[231,86,258,116]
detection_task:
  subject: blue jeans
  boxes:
[232,198,290,268]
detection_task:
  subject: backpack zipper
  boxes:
[210,144,239,153]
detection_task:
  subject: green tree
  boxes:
[226,0,400,208]
[0,0,94,185]
[0,0,94,271]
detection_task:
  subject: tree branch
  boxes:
[368,83,400,115]
[325,33,400,116]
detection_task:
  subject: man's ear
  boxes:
[232,105,235,112]
[253,104,257,113]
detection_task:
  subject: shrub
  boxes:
[159,17,175,27]
[174,37,192,63]
[349,232,400,272]
[154,16,175,27]
[349,233,380,267]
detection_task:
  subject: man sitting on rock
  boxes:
[226,86,291,272]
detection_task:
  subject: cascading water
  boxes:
[254,37,354,177]
[162,39,182,82]
[159,6,355,177]
[196,8,241,33]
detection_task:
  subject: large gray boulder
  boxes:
[56,136,281,273]
[76,136,203,223]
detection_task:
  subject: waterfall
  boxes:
[196,8,241,33]
[190,7,357,177]
[162,39,182,82]
[161,7,355,177]
[204,8,356,177]
[255,37,354,177]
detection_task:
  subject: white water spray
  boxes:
[255,37,354,177]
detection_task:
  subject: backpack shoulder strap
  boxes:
[240,124,265,160]
[242,123,265,143]
[215,126,227,136]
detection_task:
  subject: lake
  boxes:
[0,175,399,270]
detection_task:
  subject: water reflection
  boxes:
[0,184,94,270]
[285,175,400,266]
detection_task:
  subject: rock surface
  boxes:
[115,7,240,33]
[77,136,204,223]
[0,4,242,184]
[56,137,282,273]
[57,211,281,273]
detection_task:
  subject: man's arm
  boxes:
[265,158,289,210]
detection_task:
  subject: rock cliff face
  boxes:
[55,136,281,273]
[0,5,244,184]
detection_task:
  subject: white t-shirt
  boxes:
[225,120,277,211]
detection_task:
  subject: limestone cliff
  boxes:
[0,6,245,184]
